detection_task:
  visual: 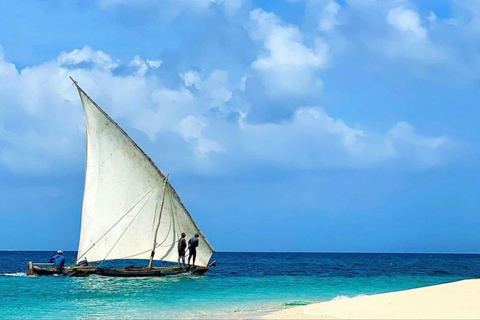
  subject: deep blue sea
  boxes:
[1,251,479,319]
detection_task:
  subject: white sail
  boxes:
[75,84,214,267]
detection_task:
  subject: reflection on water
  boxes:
[72,273,208,293]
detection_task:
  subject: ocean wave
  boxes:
[332,294,367,301]
[1,272,27,277]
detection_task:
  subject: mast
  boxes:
[148,174,169,269]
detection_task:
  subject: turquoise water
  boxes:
[1,251,479,318]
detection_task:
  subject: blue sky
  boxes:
[0,0,479,253]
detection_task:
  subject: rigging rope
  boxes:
[57,82,75,96]
[99,187,159,266]
[111,187,180,261]
[98,189,158,266]
[77,185,158,262]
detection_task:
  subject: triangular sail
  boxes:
[75,83,214,267]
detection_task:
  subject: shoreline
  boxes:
[258,279,480,319]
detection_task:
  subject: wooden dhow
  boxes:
[28,77,215,277]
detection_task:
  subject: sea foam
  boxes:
[332,294,367,301]
[1,272,27,277]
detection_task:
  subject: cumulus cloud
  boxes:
[57,46,119,71]
[387,6,426,40]
[386,122,452,167]
[237,107,452,169]
[180,70,202,88]
[0,0,459,176]
[134,69,233,158]
[129,55,162,76]
[135,87,195,140]
[180,70,232,108]
[313,0,453,67]
[0,46,160,174]
[249,9,328,69]
[0,65,83,173]
[248,8,328,97]
[317,0,341,31]
[178,115,225,155]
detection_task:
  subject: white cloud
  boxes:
[249,9,329,69]
[0,43,18,79]
[129,55,162,76]
[57,46,119,71]
[146,59,162,68]
[0,46,161,174]
[248,9,329,97]
[135,87,194,140]
[196,70,233,108]
[136,69,232,147]
[387,6,426,40]
[0,39,456,174]
[386,122,451,167]
[330,1,449,65]
[179,115,224,155]
[238,107,450,169]
[180,70,202,88]
[0,61,84,174]
[318,1,341,31]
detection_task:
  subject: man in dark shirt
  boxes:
[188,232,200,267]
[177,232,187,266]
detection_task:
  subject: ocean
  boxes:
[1,251,479,319]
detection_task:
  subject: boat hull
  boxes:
[28,265,98,277]
[27,260,215,277]
[96,265,210,277]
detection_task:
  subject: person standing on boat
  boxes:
[51,250,66,270]
[178,232,187,266]
[188,233,200,266]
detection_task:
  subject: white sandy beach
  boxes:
[262,279,480,319]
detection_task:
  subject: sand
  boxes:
[262,279,480,319]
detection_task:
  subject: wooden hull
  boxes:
[27,260,215,277]
[96,265,210,277]
[29,266,63,276]
[66,266,99,277]
[28,265,98,277]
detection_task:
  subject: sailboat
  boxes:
[27,77,215,277]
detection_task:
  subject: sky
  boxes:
[0,0,479,253]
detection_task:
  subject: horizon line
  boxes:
[1,249,480,255]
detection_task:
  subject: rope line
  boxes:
[57,82,75,96]
[112,238,181,260]
[77,185,158,262]
[111,187,180,261]
[97,187,158,266]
